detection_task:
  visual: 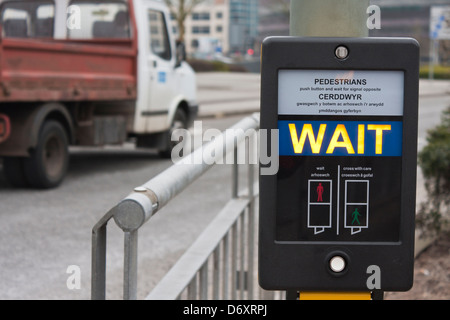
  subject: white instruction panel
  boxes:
[278,70,404,116]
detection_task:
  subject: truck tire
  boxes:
[23,120,69,189]
[3,157,29,188]
[159,108,187,159]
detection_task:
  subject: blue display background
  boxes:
[278,120,403,157]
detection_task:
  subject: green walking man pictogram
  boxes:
[351,208,361,225]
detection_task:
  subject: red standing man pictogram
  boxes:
[317,183,324,202]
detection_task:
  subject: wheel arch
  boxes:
[30,102,74,149]
[167,97,189,129]
[0,102,74,157]
[177,100,189,120]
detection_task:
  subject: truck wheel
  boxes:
[3,157,29,188]
[23,120,69,189]
[159,108,187,159]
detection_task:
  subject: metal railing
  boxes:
[147,184,257,300]
[91,113,268,300]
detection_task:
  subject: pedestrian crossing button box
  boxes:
[259,37,420,292]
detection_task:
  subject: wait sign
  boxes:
[259,37,420,292]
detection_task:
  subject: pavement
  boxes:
[419,78,450,97]
[386,232,450,300]
[197,72,450,119]
[197,72,261,119]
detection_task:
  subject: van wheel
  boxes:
[3,157,29,188]
[159,108,187,159]
[23,120,69,189]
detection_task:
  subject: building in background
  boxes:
[370,0,450,64]
[228,0,258,56]
[258,0,449,65]
[172,0,259,59]
[175,0,449,65]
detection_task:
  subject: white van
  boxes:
[0,0,198,188]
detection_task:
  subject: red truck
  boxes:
[0,0,198,188]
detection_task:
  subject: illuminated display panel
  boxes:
[276,69,404,242]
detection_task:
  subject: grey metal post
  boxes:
[222,233,230,299]
[123,230,138,300]
[91,209,115,300]
[287,0,370,300]
[91,225,107,300]
[290,0,369,37]
[247,136,255,299]
[232,145,238,199]
[429,39,437,80]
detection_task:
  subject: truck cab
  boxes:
[0,0,198,188]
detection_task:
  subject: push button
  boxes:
[329,256,346,273]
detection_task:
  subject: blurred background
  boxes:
[175,0,450,78]
[0,0,448,300]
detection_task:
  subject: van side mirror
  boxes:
[175,41,186,68]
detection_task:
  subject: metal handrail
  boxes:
[91,113,260,300]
